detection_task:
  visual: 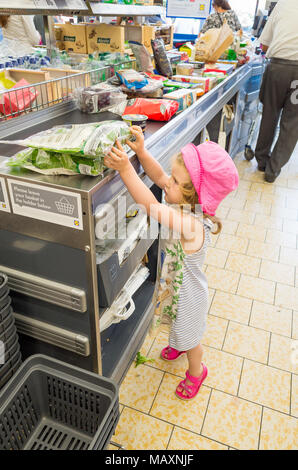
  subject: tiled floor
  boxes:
[111,145,298,450]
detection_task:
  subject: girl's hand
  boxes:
[126,126,145,155]
[104,141,131,174]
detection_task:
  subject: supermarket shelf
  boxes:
[89,2,165,16]
[0,0,89,15]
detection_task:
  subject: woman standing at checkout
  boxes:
[0,15,41,54]
[200,0,242,35]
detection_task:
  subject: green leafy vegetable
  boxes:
[134,352,155,368]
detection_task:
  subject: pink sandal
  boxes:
[175,365,208,401]
[160,346,186,362]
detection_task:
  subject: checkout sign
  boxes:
[166,0,212,19]
[0,178,11,213]
[7,179,84,230]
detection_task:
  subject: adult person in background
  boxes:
[33,15,46,45]
[253,0,298,183]
[0,15,41,54]
[200,0,242,35]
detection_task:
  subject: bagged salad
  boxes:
[0,121,133,158]
[6,148,106,176]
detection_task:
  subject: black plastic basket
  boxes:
[0,291,10,311]
[0,358,22,392]
[0,302,12,323]
[0,275,8,299]
[0,315,14,335]
[0,322,17,345]
[0,355,119,450]
[0,347,21,382]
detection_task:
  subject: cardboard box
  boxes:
[58,23,87,54]
[172,75,216,93]
[164,89,197,112]
[87,24,125,54]
[125,25,155,53]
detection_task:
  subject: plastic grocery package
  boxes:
[0,78,38,116]
[151,38,173,78]
[128,41,154,73]
[73,86,127,115]
[124,98,179,121]
[116,69,148,90]
[163,89,197,113]
[6,148,106,176]
[121,77,164,98]
[0,121,132,158]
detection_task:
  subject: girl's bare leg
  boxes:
[177,344,204,396]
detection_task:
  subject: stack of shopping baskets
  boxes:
[0,273,22,391]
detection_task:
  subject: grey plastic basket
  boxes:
[0,354,119,450]
[0,274,8,298]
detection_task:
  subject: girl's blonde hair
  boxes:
[175,153,222,235]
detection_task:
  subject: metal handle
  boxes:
[0,265,87,313]
[14,312,90,356]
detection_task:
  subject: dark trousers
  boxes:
[255,58,298,178]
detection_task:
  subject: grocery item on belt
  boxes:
[73,86,127,115]
[176,63,194,76]
[163,89,197,113]
[116,69,148,90]
[122,114,148,131]
[163,79,197,90]
[6,148,106,176]
[151,38,173,78]
[120,77,163,98]
[0,121,133,158]
[124,98,179,121]
[172,75,215,93]
[128,41,154,73]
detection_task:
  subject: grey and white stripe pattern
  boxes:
[169,220,212,351]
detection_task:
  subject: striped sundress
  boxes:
[154,217,213,351]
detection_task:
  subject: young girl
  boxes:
[104,126,239,401]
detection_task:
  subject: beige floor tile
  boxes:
[202,389,262,450]
[221,220,239,236]
[119,363,164,413]
[206,266,240,294]
[216,206,230,219]
[202,315,228,349]
[220,197,246,210]
[146,330,188,377]
[272,206,298,221]
[265,229,297,248]
[208,288,216,306]
[209,232,220,248]
[239,359,291,414]
[168,427,228,450]
[279,247,298,267]
[241,170,266,184]
[225,253,261,277]
[259,259,295,286]
[250,182,275,194]
[296,271,298,288]
[254,214,283,231]
[234,190,261,202]
[150,373,211,434]
[250,301,292,337]
[216,233,248,254]
[223,322,270,363]
[284,220,298,235]
[237,274,275,304]
[140,331,157,357]
[288,179,298,190]
[269,333,298,374]
[237,180,252,191]
[260,192,286,206]
[260,408,298,450]
[246,240,280,262]
[244,200,272,216]
[293,312,298,339]
[275,284,298,311]
[291,374,298,418]
[112,407,173,450]
[203,346,243,395]
[287,196,298,210]
[236,223,267,242]
[227,209,255,225]
[205,247,229,269]
[209,291,252,324]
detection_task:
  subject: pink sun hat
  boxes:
[181,141,239,216]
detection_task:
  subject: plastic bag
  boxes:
[0,79,38,116]
[116,69,148,90]
[196,22,234,63]
[124,98,179,121]
[6,148,106,176]
[121,77,163,98]
[151,38,173,78]
[0,121,132,158]
[128,41,154,73]
[73,86,127,115]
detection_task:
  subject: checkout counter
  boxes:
[0,62,259,385]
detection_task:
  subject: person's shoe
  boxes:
[264,171,280,183]
[258,165,266,172]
